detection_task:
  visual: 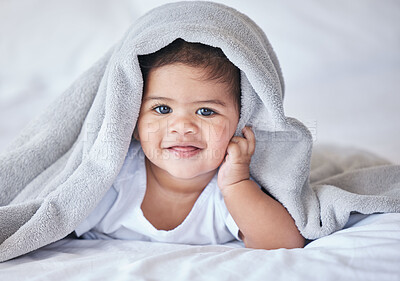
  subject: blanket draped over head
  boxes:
[1,1,399,262]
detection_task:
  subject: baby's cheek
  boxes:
[138,118,163,142]
[206,120,235,144]
[205,129,232,163]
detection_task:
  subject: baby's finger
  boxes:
[230,136,248,155]
[242,126,256,155]
[226,141,242,160]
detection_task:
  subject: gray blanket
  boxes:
[1,1,399,262]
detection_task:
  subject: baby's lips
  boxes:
[164,142,204,150]
[168,146,199,152]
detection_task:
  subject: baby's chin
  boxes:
[167,164,217,177]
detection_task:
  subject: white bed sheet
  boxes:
[1,213,399,281]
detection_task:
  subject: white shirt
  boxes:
[75,141,244,245]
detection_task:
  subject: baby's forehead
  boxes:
[144,68,235,97]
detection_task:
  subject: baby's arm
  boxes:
[217,127,304,250]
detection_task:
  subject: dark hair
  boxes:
[138,38,241,111]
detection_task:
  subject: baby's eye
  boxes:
[196,108,216,117]
[154,105,172,114]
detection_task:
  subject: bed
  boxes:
[1,0,399,280]
[0,213,398,280]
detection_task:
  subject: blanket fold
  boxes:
[1,1,399,262]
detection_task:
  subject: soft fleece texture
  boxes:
[1,1,399,262]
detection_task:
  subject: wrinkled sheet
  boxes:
[1,213,399,281]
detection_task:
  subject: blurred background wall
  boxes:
[1,0,399,163]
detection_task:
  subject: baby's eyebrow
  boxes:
[144,96,226,107]
[143,97,174,103]
[192,99,226,107]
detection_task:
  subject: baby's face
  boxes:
[136,63,240,180]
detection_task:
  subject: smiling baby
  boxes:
[75,39,304,250]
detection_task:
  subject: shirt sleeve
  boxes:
[218,176,262,242]
[224,212,242,241]
[74,186,118,237]
[213,185,241,241]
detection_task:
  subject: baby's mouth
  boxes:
[166,145,203,158]
[167,146,200,151]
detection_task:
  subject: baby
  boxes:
[75,39,304,250]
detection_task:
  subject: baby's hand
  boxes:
[217,126,255,194]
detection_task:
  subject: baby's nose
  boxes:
[167,116,199,135]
